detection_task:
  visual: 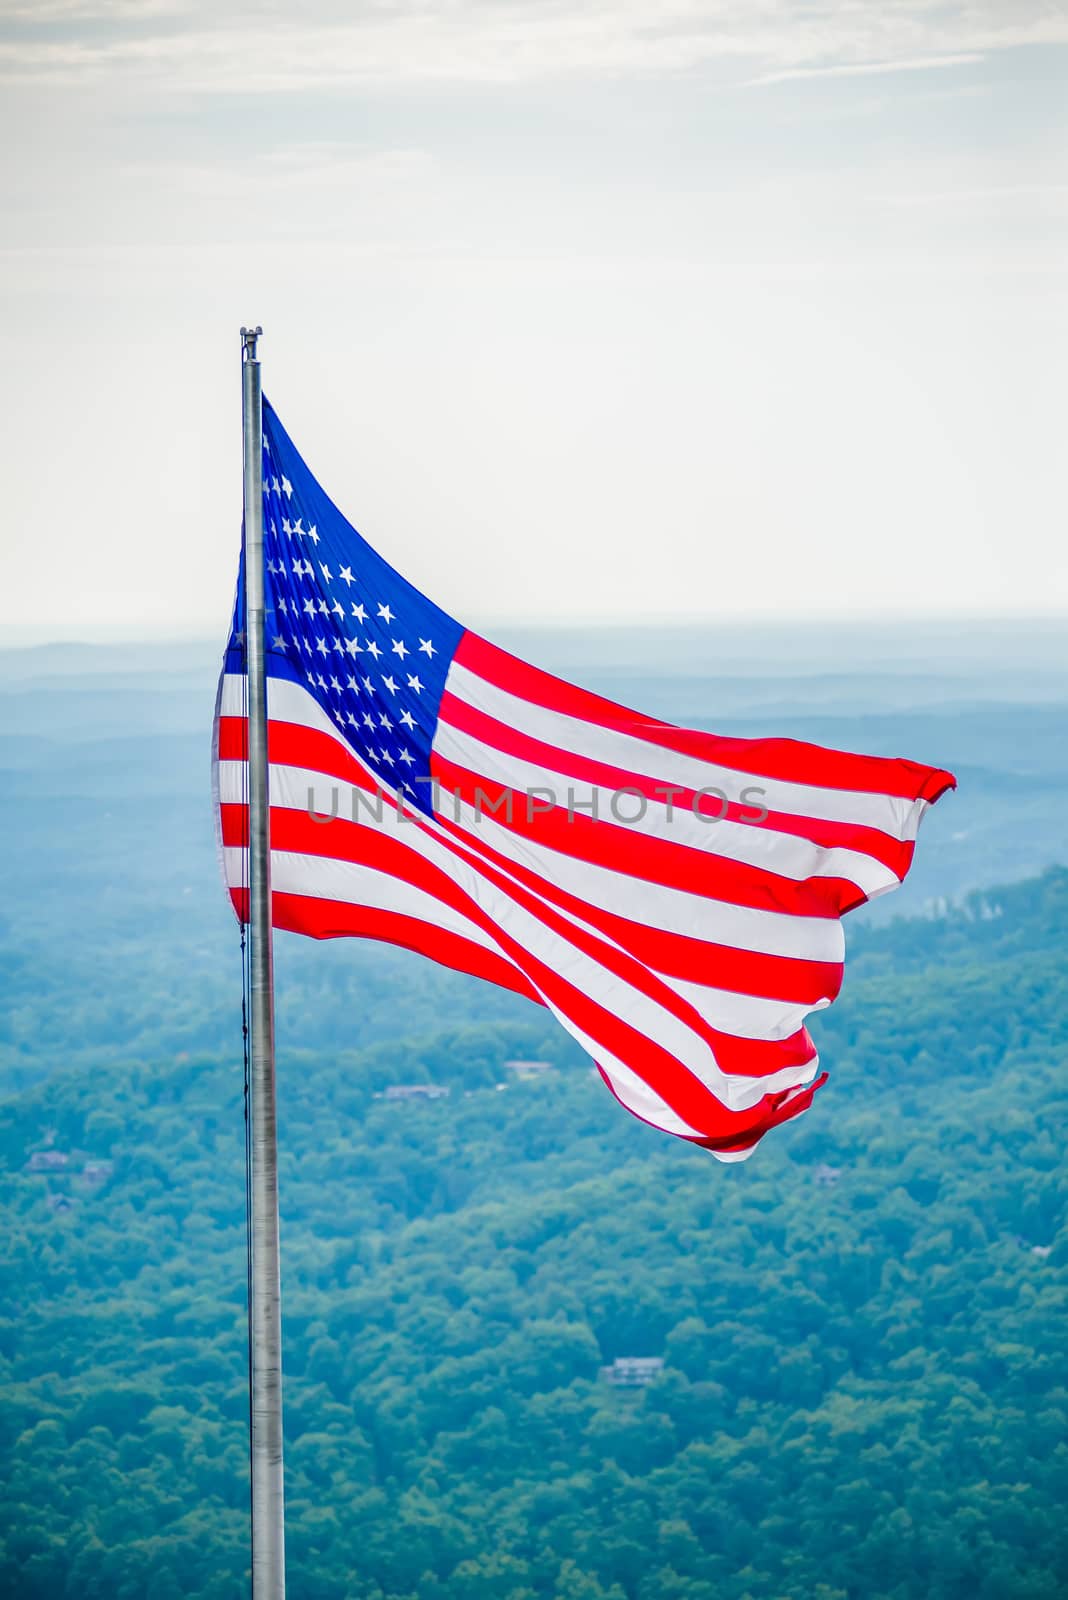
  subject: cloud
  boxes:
[0,0,184,18]
[118,140,434,192]
[1,1,1066,93]
[746,52,987,87]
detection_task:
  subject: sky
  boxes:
[1,1,1067,640]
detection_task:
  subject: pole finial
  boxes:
[241,325,263,362]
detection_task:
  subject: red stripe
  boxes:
[218,714,377,792]
[454,632,956,804]
[229,885,541,1004]
[432,757,842,1015]
[217,715,248,760]
[222,802,811,1139]
[437,690,913,888]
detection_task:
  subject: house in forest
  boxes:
[27,1150,69,1172]
[381,1084,450,1102]
[813,1163,842,1188]
[600,1357,664,1387]
[504,1060,554,1080]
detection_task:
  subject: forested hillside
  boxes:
[1,870,1066,1599]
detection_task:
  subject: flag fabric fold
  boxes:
[214,399,955,1160]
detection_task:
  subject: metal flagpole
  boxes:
[241,324,286,1598]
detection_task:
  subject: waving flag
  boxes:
[214,400,954,1161]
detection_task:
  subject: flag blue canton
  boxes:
[225,398,463,815]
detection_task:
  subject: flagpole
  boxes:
[241,324,286,1599]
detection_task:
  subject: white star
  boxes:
[378,748,394,766]
[399,710,416,730]
[278,597,289,615]
[398,747,415,767]
[282,518,293,538]
[306,525,320,546]
[329,676,341,693]
[316,673,328,690]
[346,675,359,691]
[319,563,332,583]
[377,603,395,623]
[316,637,328,657]
[303,598,316,617]
[382,674,398,694]
[345,638,362,657]
[366,640,382,660]
[292,517,304,537]
[331,600,345,620]
[391,639,409,660]
[317,600,329,616]
[378,712,393,730]
[362,676,375,694]
[351,602,367,623]
[339,566,355,586]
[271,635,287,650]
[418,637,436,658]
[347,712,359,727]
[267,558,278,575]
[281,476,292,497]
[332,639,344,655]
[406,674,424,695]
[362,713,375,730]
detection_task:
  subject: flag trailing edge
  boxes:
[214,398,955,1162]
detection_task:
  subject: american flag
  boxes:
[214,399,955,1161]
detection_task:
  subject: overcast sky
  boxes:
[2,1,1067,641]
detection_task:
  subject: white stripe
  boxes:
[219,838,514,961]
[446,659,928,843]
[652,975,831,1042]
